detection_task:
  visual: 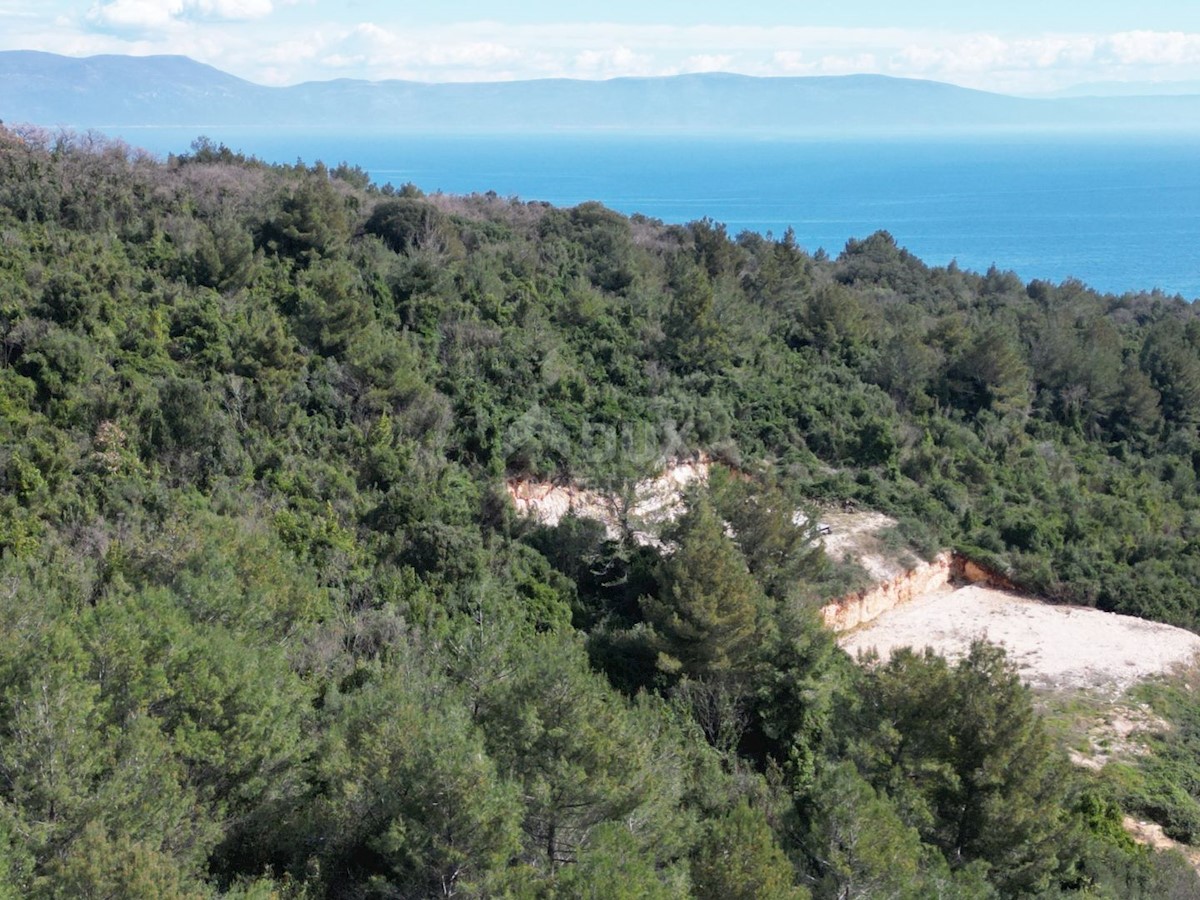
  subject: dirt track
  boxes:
[840,584,1200,695]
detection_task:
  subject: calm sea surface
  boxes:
[119,130,1200,299]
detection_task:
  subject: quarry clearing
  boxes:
[840,582,1200,696]
[818,508,907,581]
[508,464,1200,858]
[506,462,1200,696]
[811,502,1200,697]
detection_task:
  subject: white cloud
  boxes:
[274,22,941,84]
[268,21,525,81]
[0,1,42,17]
[772,50,807,73]
[680,53,734,73]
[860,29,1200,91]
[422,41,523,69]
[575,45,655,77]
[86,0,272,32]
[87,0,180,30]
[1103,30,1200,66]
[11,11,1200,94]
[256,35,324,66]
[191,0,273,20]
[264,23,1200,90]
[820,54,882,76]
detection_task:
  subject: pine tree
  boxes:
[847,642,1069,897]
[693,800,808,900]
[641,496,766,679]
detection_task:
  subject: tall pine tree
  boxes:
[642,495,766,679]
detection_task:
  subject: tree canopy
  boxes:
[0,124,1197,896]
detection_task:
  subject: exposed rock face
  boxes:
[958,557,1020,593]
[507,468,1012,637]
[506,459,710,544]
[1123,816,1200,871]
[507,481,603,529]
[820,552,955,631]
[819,551,1018,632]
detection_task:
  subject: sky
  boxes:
[4,1,1200,94]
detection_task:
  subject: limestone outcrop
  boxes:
[820,552,955,631]
[506,459,710,544]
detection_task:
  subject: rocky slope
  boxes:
[507,463,1200,698]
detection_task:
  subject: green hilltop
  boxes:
[2,126,1200,896]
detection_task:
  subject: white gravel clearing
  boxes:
[840,584,1200,695]
[819,510,903,581]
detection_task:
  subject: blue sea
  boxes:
[120,130,1200,299]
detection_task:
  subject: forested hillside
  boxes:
[2,124,1200,897]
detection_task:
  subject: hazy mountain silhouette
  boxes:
[4,50,1200,135]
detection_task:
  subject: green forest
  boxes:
[3,124,1200,897]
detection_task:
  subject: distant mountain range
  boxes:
[3,50,1200,136]
[1043,79,1200,99]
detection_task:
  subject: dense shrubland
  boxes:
[1,125,1200,895]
